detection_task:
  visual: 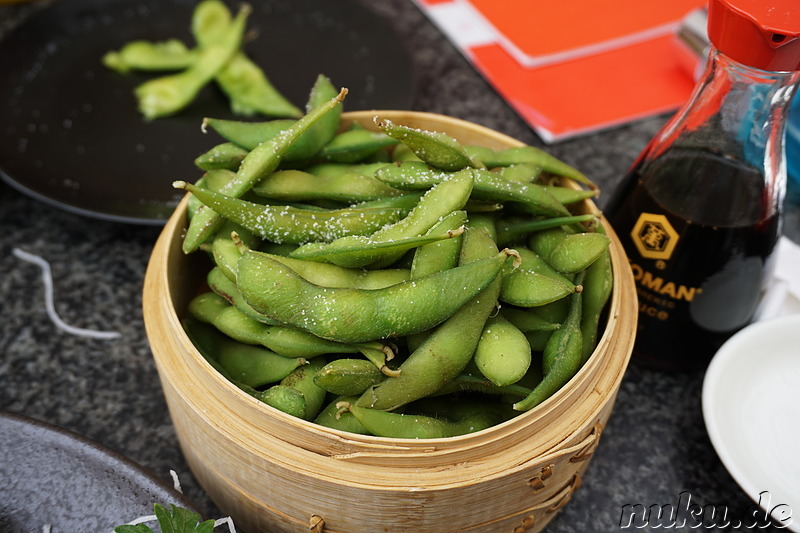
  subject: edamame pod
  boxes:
[530,228,610,274]
[195,142,249,171]
[499,269,577,308]
[207,267,282,325]
[176,181,404,244]
[183,310,307,389]
[314,396,369,434]
[580,239,613,364]
[341,403,502,439]
[287,228,464,269]
[375,161,570,218]
[102,39,196,74]
[191,0,301,118]
[375,117,484,172]
[182,87,348,252]
[356,225,514,410]
[464,145,596,191]
[288,170,474,268]
[319,129,399,163]
[189,292,388,359]
[274,358,328,420]
[236,248,516,343]
[473,313,531,387]
[252,169,404,203]
[134,4,249,120]
[313,359,386,396]
[513,272,585,411]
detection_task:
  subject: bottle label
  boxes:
[630,213,679,261]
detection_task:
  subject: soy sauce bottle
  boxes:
[605,0,800,371]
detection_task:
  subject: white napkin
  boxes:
[754,236,800,321]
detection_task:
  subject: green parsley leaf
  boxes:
[154,503,216,533]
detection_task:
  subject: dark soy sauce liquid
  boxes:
[606,148,780,371]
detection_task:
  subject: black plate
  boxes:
[0,411,202,532]
[0,0,415,224]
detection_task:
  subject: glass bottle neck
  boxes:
[650,47,800,165]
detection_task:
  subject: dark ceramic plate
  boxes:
[0,411,202,532]
[0,0,415,224]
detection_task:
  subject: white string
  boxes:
[214,517,237,533]
[170,469,183,493]
[12,248,121,340]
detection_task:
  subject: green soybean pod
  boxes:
[501,307,560,332]
[405,210,468,353]
[313,359,386,396]
[375,117,485,171]
[246,251,411,290]
[175,181,404,245]
[580,236,613,364]
[134,5,249,120]
[305,161,390,179]
[513,272,585,412]
[191,0,301,118]
[183,310,307,389]
[189,291,385,359]
[473,313,531,387]
[314,396,369,434]
[356,226,514,411]
[464,145,597,191]
[195,142,249,171]
[203,118,295,150]
[252,169,404,203]
[211,222,258,281]
[542,186,598,206]
[287,228,464,269]
[102,39,196,74]
[258,385,307,419]
[495,215,597,246]
[276,357,328,420]
[342,403,501,439]
[499,268,576,308]
[318,129,399,163]
[410,210,468,279]
[207,267,282,326]
[288,170,474,269]
[182,87,348,253]
[236,249,514,343]
[546,232,611,274]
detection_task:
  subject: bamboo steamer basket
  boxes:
[143,111,637,533]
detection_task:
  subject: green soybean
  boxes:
[313,396,369,434]
[182,87,347,252]
[314,359,386,396]
[176,181,404,245]
[473,313,531,387]
[464,145,596,191]
[134,5,249,120]
[319,129,399,163]
[195,142,249,171]
[342,403,502,439]
[102,39,196,74]
[375,117,484,171]
[356,225,514,411]
[236,248,514,343]
[252,169,403,203]
[191,0,301,118]
[513,272,585,411]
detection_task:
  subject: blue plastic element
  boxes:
[787,95,800,202]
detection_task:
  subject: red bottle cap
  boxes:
[707,0,800,71]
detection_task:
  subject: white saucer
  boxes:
[703,314,800,532]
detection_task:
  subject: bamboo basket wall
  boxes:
[143,111,637,533]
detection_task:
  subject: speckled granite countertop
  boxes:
[1,1,798,532]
